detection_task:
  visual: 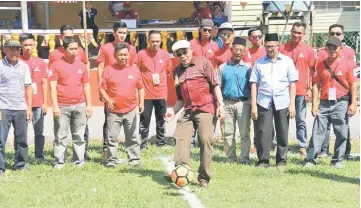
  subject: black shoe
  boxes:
[345,154,354,160]
[156,143,166,147]
[255,161,270,168]
[140,144,148,150]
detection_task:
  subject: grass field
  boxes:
[0,139,359,208]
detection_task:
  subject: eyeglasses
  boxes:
[202,28,212,33]
[330,32,342,37]
[220,33,233,38]
[251,35,263,40]
[175,49,188,57]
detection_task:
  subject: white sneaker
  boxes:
[75,161,85,168]
[53,164,65,170]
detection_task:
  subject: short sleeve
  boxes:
[48,51,55,66]
[93,8,98,15]
[39,59,48,78]
[164,53,172,74]
[96,45,106,64]
[136,72,144,89]
[313,62,321,85]
[287,59,298,82]
[81,64,89,84]
[49,64,58,81]
[249,63,259,83]
[348,62,358,84]
[78,10,83,18]
[308,46,315,67]
[100,67,109,91]
[129,46,138,66]
[24,65,32,85]
[203,59,218,89]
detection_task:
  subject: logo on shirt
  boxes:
[299,53,304,58]
[34,67,40,72]
[337,71,343,76]
[128,74,134,79]
[77,69,83,74]
[159,59,163,64]
[207,49,213,53]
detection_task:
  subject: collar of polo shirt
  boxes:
[3,57,19,67]
[228,58,244,66]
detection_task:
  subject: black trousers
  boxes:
[255,103,289,164]
[103,104,109,151]
[139,99,167,147]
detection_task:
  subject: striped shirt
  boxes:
[0,58,32,110]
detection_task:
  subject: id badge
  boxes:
[152,73,160,85]
[328,88,336,100]
[31,82,37,95]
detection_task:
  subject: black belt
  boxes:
[320,95,350,103]
[224,97,249,101]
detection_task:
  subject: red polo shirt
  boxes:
[137,48,172,100]
[96,42,137,67]
[190,8,212,20]
[115,10,139,19]
[49,58,89,106]
[215,44,232,68]
[190,38,219,67]
[280,42,315,96]
[313,58,357,100]
[243,47,266,67]
[173,56,218,115]
[49,46,88,66]
[100,64,143,114]
[20,56,48,107]
[317,46,356,67]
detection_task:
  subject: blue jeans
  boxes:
[32,107,45,159]
[295,95,307,148]
[0,110,28,171]
[306,100,349,164]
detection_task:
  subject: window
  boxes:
[314,1,360,12]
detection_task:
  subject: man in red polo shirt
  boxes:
[305,37,357,169]
[137,30,171,149]
[48,24,91,159]
[244,28,266,67]
[215,22,234,68]
[49,37,92,169]
[97,21,137,156]
[190,19,219,67]
[165,40,225,188]
[317,24,357,159]
[19,33,48,162]
[99,42,144,168]
[115,1,139,20]
[191,1,212,20]
[280,22,315,156]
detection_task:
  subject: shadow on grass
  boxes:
[119,167,182,196]
[285,169,360,185]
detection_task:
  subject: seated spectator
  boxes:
[191,1,212,21]
[212,2,227,18]
[115,1,139,20]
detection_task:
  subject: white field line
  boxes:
[159,156,205,208]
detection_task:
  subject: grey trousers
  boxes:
[106,108,140,164]
[223,99,251,162]
[53,102,87,164]
[306,100,349,164]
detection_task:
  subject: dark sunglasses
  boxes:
[330,32,342,37]
[175,49,188,57]
[251,35,263,40]
[202,28,212,33]
[220,33,232,38]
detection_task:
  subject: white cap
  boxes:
[219,22,234,31]
[172,40,190,52]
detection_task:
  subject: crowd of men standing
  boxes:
[0,19,358,188]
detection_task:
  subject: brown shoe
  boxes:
[198,179,209,188]
[299,148,307,156]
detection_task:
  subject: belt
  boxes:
[320,95,350,103]
[224,97,249,101]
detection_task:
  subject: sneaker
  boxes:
[299,148,307,156]
[317,152,329,158]
[345,154,354,160]
[114,158,125,164]
[255,161,270,168]
[332,162,343,169]
[75,161,85,168]
[105,162,116,168]
[304,162,315,168]
[198,179,209,188]
[53,164,65,170]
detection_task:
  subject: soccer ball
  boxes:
[171,164,194,187]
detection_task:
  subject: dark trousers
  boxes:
[84,121,89,155]
[139,99,167,147]
[103,104,109,152]
[321,125,351,155]
[0,110,28,171]
[255,104,289,164]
